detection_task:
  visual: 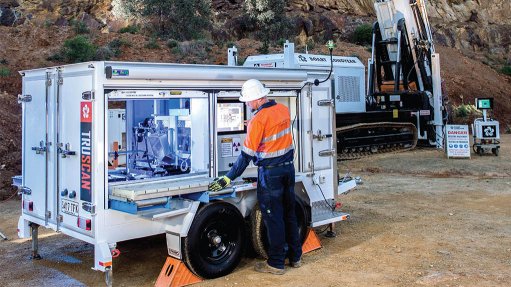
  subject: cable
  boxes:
[314,44,334,86]
[1,189,19,202]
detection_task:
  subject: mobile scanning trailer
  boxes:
[16,61,352,284]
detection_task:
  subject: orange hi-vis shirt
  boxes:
[242,101,294,163]
[226,100,294,180]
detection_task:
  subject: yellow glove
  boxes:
[208,176,231,191]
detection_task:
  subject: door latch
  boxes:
[82,202,96,215]
[318,149,336,157]
[58,143,76,158]
[18,186,32,195]
[317,99,334,107]
[312,130,333,141]
[31,140,47,154]
[18,94,32,103]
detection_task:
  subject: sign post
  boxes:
[445,125,471,158]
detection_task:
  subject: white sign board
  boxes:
[446,125,471,158]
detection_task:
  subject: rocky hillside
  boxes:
[0,0,510,198]
[1,1,509,63]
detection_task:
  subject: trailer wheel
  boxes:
[250,198,309,259]
[182,202,245,279]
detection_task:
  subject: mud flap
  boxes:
[155,257,202,287]
[302,228,322,254]
[17,217,31,238]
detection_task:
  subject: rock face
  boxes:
[1,0,509,62]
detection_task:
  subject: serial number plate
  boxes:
[61,199,79,216]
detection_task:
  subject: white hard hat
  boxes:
[239,79,270,102]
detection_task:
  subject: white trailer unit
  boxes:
[16,61,351,284]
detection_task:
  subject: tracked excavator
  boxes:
[230,0,445,160]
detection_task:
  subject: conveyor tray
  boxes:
[111,175,211,201]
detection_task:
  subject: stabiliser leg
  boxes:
[105,266,113,287]
[29,222,42,260]
[325,223,336,238]
[0,229,7,240]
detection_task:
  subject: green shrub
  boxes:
[0,67,10,77]
[244,0,295,43]
[454,104,480,118]
[119,25,140,34]
[167,39,179,49]
[145,37,160,49]
[177,39,213,58]
[108,38,132,57]
[124,0,212,41]
[257,42,269,54]
[306,39,316,51]
[71,20,90,34]
[501,65,511,76]
[95,46,115,61]
[63,36,97,63]
[353,24,373,45]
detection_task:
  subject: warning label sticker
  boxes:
[221,138,233,158]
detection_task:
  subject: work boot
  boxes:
[254,262,285,275]
[290,259,302,268]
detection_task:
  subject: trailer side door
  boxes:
[56,67,95,237]
[20,71,52,223]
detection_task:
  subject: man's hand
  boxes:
[208,176,231,191]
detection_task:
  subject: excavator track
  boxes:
[336,122,418,160]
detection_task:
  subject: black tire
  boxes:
[182,202,245,279]
[250,198,309,259]
[477,147,483,156]
[493,148,499,156]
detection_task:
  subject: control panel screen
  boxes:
[217,102,245,133]
[476,98,493,109]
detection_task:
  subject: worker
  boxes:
[209,79,302,275]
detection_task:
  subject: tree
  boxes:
[244,0,294,43]
[124,0,212,41]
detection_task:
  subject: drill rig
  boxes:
[339,0,445,159]
[233,0,445,159]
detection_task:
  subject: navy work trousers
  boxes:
[257,164,302,269]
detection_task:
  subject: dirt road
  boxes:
[1,135,510,287]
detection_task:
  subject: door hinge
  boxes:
[82,91,95,101]
[31,140,47,154]
[45,211,52,220]
[318,149,336,157]
[18,186,32,195]
[317,99,334,107]
[46,78,52,86]
[58,215,63,223]
[17,94,32,103]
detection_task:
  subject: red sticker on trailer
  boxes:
[80,102,92,203]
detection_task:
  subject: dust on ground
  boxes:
[1,135,510,286]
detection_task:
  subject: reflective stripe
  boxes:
[256,146,294,159]
[242,146,256,157]
[261,127,291,144]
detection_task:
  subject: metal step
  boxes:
[137,198,197,220]
[311,200,350,227]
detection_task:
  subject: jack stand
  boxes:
[325,223,336,238]
[105,267,113,287]
[29,223,42,260]
[0,230,7,240]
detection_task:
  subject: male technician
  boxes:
[209,79,302,275]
